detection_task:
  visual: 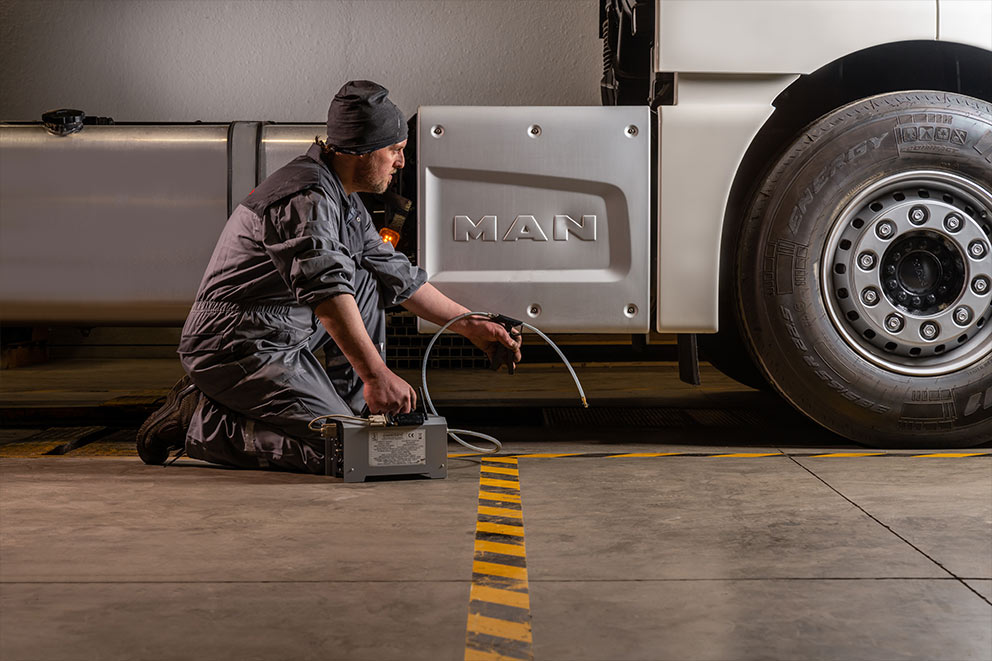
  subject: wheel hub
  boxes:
[882,231,965,315]
[823,171,992,376]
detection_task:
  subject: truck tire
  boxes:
[738,91,992,447]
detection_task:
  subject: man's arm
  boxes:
[314,294,416,414]
[401,283,522,368]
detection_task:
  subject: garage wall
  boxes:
[0,0,602,122]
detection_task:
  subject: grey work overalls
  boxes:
[178,144,426,473]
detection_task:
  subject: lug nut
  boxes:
[969,241,988,259]
[885,314,904,332]
[858,252,876,270]
[944,214,963,232]
[876,221,895,239]
[909,206,928,225]
[861,288,880,306]
[920,322,939,340]
[954,307,972,325]
[973,277,990,294]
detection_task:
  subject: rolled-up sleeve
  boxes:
[260,190,357,307]
[359,208,427,305]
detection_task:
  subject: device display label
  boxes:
[368,429,427,467]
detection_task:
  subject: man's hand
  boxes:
[459,319,522,373]
[363,367,417,414]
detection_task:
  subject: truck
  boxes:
[2,0,990,446]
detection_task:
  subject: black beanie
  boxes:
[326,81,407,155]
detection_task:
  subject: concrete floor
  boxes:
[1,360,990,660]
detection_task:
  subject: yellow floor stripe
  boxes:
[449,453,485,458]
[479,491,522,504]
[0,441,65,457]
[519,453,581,458]
[469,584,531,610]
[465,647,528,661]
[811,452,887,457]
[473,561,529,580]
[476,521,525,537]
[478,506,523,519]
[911,452,990,458]
[466,613,533,644]
[607,452,684,458]
[480,477,521,490]
[710,452,781,457]
[69,442,137,456]
[479,465,519,476]
[467,456,532,661]
[474,540,527,557]
[480,456,519,464]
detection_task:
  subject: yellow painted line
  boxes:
[810,452,887,458]
[470,584,531,610]
[465,646,528,661]
[480,477,521,490]
[0,441,64,457]
[466,613,533,644]
[467,456,532,661]
[479,491,522,504]
[450,453,485,458]
[69,442,137,456]
[911,452,990,458]
[478,505,523,519]
[479,456,519,464]
[479,465,519,476]
[606,452,684,458]
[474,539,527,557]
[473,561,529,581]
[517,453,581,458]
[476,521,525,537]
[710,453,781,458]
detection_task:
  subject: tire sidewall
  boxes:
[739,92,992,446]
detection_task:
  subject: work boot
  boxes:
[136,375,199,465]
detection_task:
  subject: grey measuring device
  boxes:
[320,413,449,483]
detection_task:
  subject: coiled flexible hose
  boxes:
[421,311,588,453]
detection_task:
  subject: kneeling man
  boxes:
[137,81,519,473]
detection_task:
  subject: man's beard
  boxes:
[354,158,391,194]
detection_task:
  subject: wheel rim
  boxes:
[822,170,992,377]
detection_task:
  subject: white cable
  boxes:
[420,311,588,454]
[307,413,370,432]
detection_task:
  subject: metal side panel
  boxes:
[418,106,651,333]
[0,124,229,324]
[259,124,324,180]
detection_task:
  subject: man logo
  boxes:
[453,215,597,242]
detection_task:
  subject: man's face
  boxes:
[353,140,406,194]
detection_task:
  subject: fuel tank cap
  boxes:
[41,108,85,136]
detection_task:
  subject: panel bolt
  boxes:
[861,288,879,306]
[626,305,637,315]
[885,314,904,332]
[858,252,876,270]
[954,307,972,325]
[944,214,963,232]
[528,304,541,317]
[625,125,638,137]
[528,124,542,137]
[909,206,928,225]
[431,125,444,137]
[876,221,895,239]
[969,241,987,259]
[973,277,990,294]
[920,322,939,340]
